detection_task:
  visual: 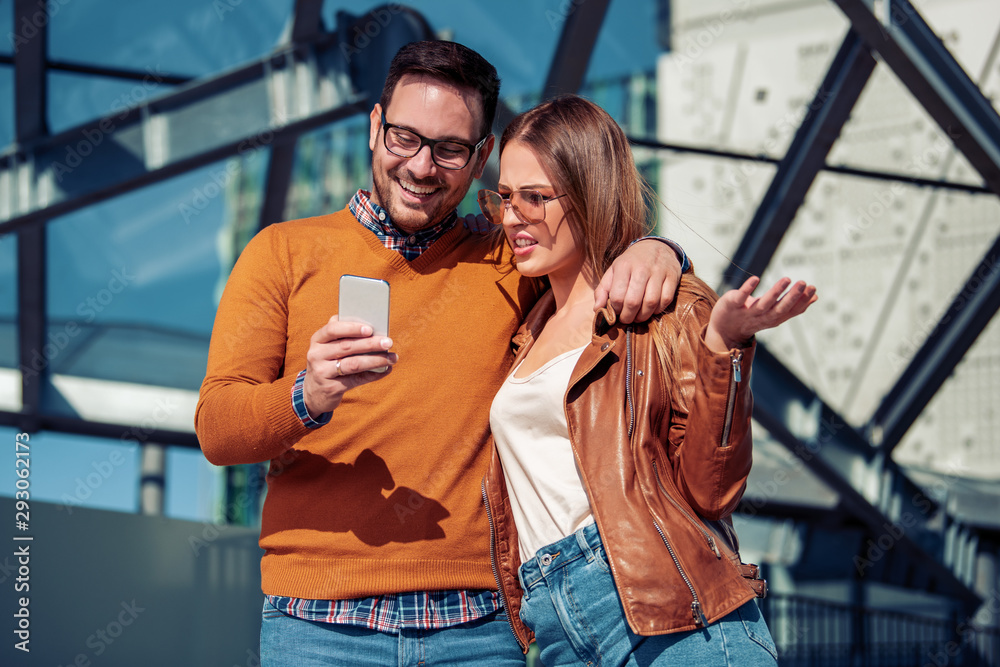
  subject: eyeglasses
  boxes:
[477,189,569,225]
[380,113,488,170]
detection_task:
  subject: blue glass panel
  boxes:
[166,447,222,522]
[581,0,661,134]
[588,0,662,82]
[0,427,140,514]
[47,70,178,135]
[49,0,294,79]
[45,157,265,391]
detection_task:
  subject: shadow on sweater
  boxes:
[266,448,450,546]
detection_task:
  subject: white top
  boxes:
[489,345,594,562]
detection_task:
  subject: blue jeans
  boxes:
[517,523,778,667]
[260,598,526,666]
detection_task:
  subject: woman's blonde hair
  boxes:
[499,95,719,372]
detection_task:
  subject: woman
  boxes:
[478,95,816,666]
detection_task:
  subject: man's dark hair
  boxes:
[379,40,500,140]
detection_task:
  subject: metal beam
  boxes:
[16,227,43,432]
[870,234,1000,453]
[13,0,49,433]
[256,0,331,230]
[831,0,1000,196]
[257,140,298,229]
[13,0,48,141]
[721,30,877,289]
[751,344,982,610]
[0,410,200,448]
[627,135,994,195]
[289,0,324,43]
[0,54,193,85]
[542,0,613,99]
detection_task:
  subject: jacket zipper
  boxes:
[652,520,708,628]
[651,460,721,559]
[482,481,527,651]
[720,350,743,447]
[626,327,635,438]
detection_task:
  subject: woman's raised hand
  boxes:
[705,276,818,353]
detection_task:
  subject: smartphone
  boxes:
[339,275,390,372]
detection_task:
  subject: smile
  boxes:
[515,238,537,248]
[398,179,439,196]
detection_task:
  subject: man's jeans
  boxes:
[260,598,525,666]
[517,522,778,667]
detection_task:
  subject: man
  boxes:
[196,40,685,665]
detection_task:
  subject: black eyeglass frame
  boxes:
[380,112,489,170]
[477,189,570,225]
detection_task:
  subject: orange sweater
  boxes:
[196,207,539,598]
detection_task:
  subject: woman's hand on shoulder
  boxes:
[704,276,817,353]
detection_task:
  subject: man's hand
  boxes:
[595,239,683,323]
[462,212,492,235]
[302,316,398,418]
[705,276,818,353]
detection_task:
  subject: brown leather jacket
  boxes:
[482,283,759,651]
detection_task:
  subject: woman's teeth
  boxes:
[515,238,536,248]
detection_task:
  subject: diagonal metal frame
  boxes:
[542,0,613,99]
[680,0,997,609]
[826,0,1000,454]
[869,233,1000,453]
[720,29,877,289]
[0,54,194,84]
[830,0,1000,195]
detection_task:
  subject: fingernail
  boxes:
[361,325,373,336]
[381,338,393,349]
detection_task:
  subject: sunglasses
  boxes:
[477,189,569,225]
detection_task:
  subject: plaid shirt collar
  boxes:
[349,190,457,260]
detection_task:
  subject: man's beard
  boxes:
[371,162,474,234]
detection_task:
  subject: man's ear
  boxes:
[472,134,496,180]
[368,104,383,152]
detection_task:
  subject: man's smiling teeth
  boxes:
[515,238,536,248]
[400,180,437,195]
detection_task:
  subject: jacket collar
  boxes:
[511,291,621,356]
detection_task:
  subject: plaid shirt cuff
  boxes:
[630,236,690,273]
[292,369,331,428]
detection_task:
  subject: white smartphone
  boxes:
[339,275,390,372]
